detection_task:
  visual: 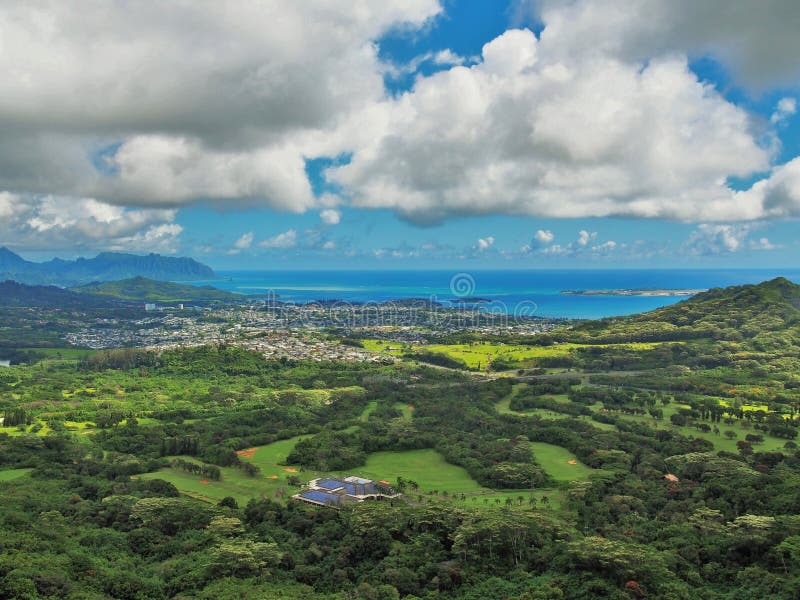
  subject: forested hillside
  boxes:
[74,276,240,303]
[2,282,800,598]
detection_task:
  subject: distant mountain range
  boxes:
[0,275,241,308]
[0,247,215,285]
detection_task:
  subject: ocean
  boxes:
[199,269,800,320]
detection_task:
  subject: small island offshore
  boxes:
[562,288,706,297]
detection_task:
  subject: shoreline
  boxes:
[561,288,706,297]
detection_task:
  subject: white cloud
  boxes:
[0,193,181,252]
[477,236,495,250]
[433,49,470,66]
[320,209,342,226]
[322,240,336,250]
[742,157,800,218]
[682,224,753,255]
[536,229,615,257]
[0,1,442,209]
[536,0,800,88]
[233,232,254,250]
[1,0,799,237]
[532,229,555,246]
[771,97,797,124]
[328,27,772,223]
[590,240,617,254]
[576,230,596,247]
[259,229,298,249]
[750,237,779,250]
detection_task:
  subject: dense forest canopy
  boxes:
[1,279,800,598]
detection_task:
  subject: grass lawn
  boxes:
[0,468,34,481]
[359,400,378,422]
[140,441,571,510]
[363,340,664,370]
[140,465,287,505]
[0,421,51,436]
[530,442,595,482]
[236,435,312,475]
[392,402,415,420]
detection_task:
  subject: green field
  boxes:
[238,435,312,475]
[0,468,33,481]
[392,402,415,420]
[363,340,662,369]
[359,400,378,422]
[529,443,595,482]
[141,436,591,511]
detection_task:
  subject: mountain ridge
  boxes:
[563,277,800,343]
[73,276,240,303]
[0,247,216,285]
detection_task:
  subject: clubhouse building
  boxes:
[293,476,400,509]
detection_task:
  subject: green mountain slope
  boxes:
[73,276,240,303]
[565,277,800,343]
[0,280,119,309]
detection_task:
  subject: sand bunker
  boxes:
[268,475,279,480]
[236,447,258,459]
[568,460,577,465]
[283,467,298,473]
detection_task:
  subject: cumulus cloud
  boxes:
[576,230,596,247]
[328,27,773,223]
[750,237,779,250]
[0,193,181,252]
[259,229,298,249]
[537,229,615,257]
[0,1,442,210]
[1,0,799,243]
[227,232,255,254]
[771,97,797,124]
[477,236,495,250]
[742,157,800,218]
[536,0,800,88]
[320,209,342,226]
[532,229,555,246]
[682,224,753,255]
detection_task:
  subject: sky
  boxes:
[1,0,800,270]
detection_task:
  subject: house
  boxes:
[293,476,400,509]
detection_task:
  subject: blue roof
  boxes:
[299,490,340,505]
[317,478,357,494]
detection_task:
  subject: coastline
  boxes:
[561,288,706,297]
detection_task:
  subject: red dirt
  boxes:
[200,479,209,485]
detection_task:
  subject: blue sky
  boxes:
[1,1,799,269]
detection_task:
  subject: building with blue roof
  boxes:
[293,476,399,509]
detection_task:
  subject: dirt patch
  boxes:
[407,405,415,411]
[268,475,279,480]
[200,479,210,485]
[236,447,258,459]
[568,460,577,465]
[283,467,298,473]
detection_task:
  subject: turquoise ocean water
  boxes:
[197,269,800,319]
